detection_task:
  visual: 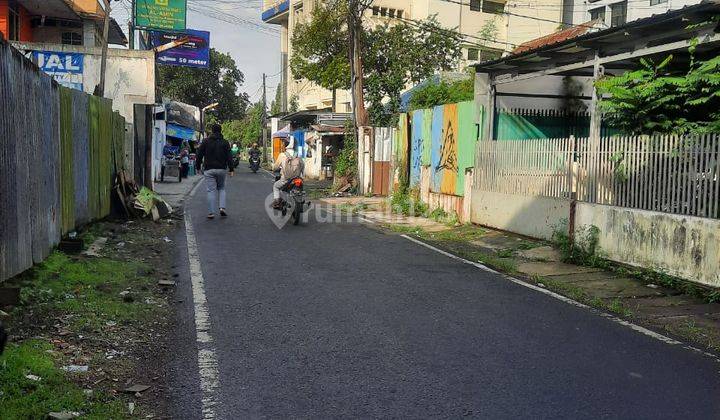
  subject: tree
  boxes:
[222,119,245,146]
[158,48,249,121]
[596,51,720,135]
[289,7,462,125]
[270,82,283,115]
[290,0,350,111]
[364,18,463,125]
[408,77,474,111]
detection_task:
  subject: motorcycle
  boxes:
[249,155,261,173]
[232,156,240,170]
[275,175,309,225]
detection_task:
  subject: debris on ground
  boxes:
[124,384,151,394]
[133,188,173,221]
[48,412,81,420]
[113,170,174,222]
[62,365,89,373]
[82,237,108,257]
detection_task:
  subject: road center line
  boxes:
[185,213,222,419]
[400,234,720,362]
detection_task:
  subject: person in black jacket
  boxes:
[196,124,235,219]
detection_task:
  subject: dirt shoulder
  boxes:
[0,217,181,419]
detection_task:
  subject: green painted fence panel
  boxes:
[98,98,113,217]
[59,87,75,234]
[88,95,101,220]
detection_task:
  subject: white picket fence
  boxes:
[474,134,720,219]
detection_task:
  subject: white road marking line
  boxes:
[184,213,222,418]
[400,234,720,362]
[190,175,205,197]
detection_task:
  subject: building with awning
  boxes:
[275,111,352,179]
[471,0,720,141]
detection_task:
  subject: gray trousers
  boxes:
[273,179,286,200]
[204,169,227,214]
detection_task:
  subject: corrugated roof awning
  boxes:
[473,1,720,81]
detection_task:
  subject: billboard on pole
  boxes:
[135,0,187,30]
[150,29,210,68]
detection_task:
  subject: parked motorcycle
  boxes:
[249,155,261,173]
[275,175,308,225]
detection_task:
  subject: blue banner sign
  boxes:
[151,29,210,68]
[33,51,84,91]
[167,123,196,140]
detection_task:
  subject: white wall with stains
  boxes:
[12,42,155,122]
[575,203,720,288]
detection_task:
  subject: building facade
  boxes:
[566,0,702,28]
[262,0,567,112]
[0,0,126,46]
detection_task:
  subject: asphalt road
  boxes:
[168,164,720,419]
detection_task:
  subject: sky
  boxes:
[110,0,281,105]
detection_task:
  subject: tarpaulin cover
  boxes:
[272,124,291,138]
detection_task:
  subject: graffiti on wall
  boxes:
[408,101,478,196]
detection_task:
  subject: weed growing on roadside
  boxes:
[389,187,427,217]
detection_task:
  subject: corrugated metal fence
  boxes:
[0,40,126,282]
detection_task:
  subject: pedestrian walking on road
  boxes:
[196,124,235,219]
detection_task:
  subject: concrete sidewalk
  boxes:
[320,196,720,353]
[154,175,202,209]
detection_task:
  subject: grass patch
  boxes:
[338,202,368,215]
[533,276,634,318]
[418,224,486,242]
[665,320,719,352]
[0,340,128,419]
[15,252,156,332]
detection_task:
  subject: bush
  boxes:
[390,187,427,216]
[408,78,474,111]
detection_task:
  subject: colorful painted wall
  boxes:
[409,100,478,196]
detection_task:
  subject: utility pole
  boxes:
[262,73,268,163]
[98,0,111,96]
[129,0,135,50]
[347,0,369,129]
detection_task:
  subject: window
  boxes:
[481,49,502,61]
[467,48,479,61]
[62,32,82,45]
[649,0,667,5]
[610,1,627,27]
[470,0,481,11]
[372,6,379,15]
[8,0,20,41]
[396,10,403,18]
[482,0,505,14]
[388,8,395,18]
[380,7,387,17]
[589,6,605,22]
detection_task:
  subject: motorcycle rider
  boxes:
[248,143,261,163]
[271,140,304,209]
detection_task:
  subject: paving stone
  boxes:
[517,262,602,277]
[545,272,661,298]
[516,246,562,262]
